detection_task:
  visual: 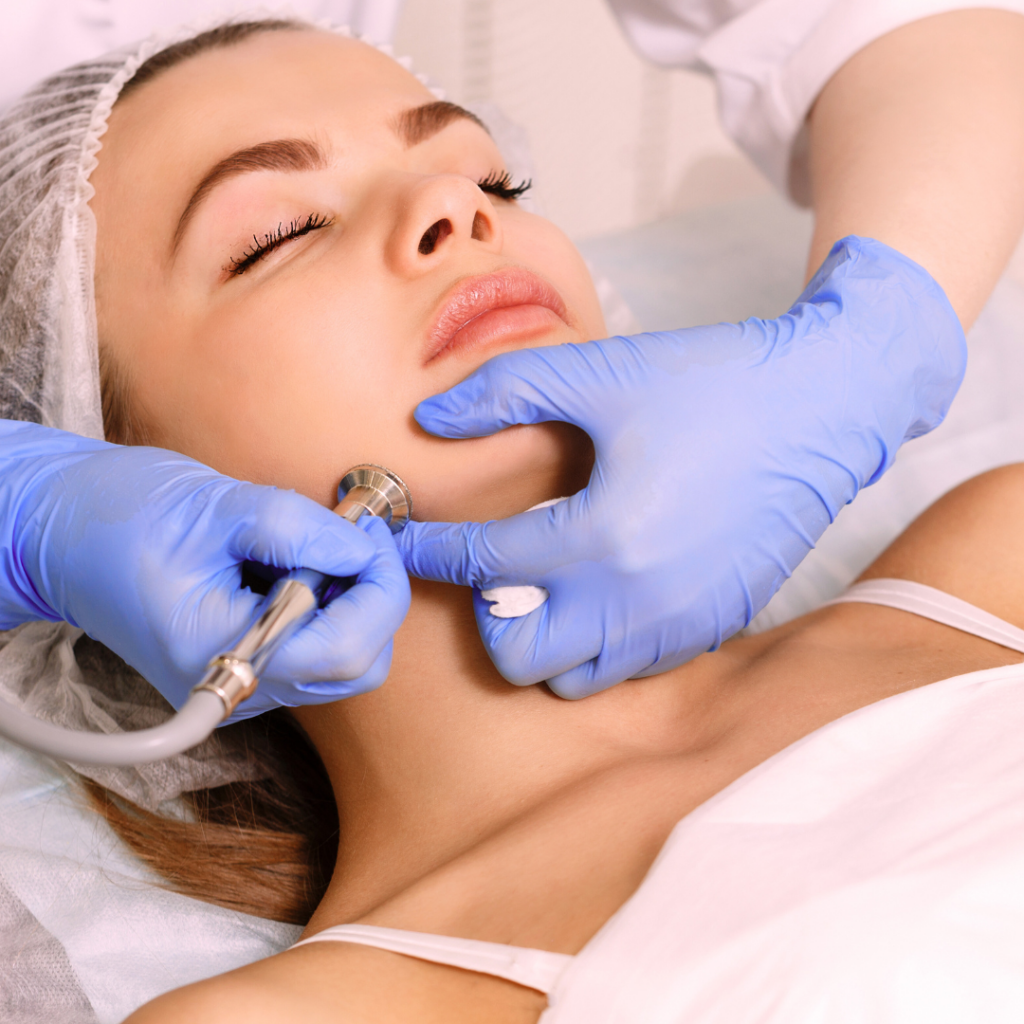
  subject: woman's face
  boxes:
[91,29,602,521]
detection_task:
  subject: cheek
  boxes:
[502,214,607,340]
[404,421,593,523]
[136,276,420,506]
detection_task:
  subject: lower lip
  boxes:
[436,304,564,360]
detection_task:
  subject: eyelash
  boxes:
[227,172,531,276]
[229,213,332,276]
[477,170,532,201]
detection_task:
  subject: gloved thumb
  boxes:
[397,497,585,588]
[415,343,598,438]
[396,519,493,586]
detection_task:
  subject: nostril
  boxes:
[471,212,490,242]
[418,218,452,255]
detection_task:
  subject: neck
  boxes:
[294,579,740,931]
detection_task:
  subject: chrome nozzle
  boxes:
[335,464,413,533]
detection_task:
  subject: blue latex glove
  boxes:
[398,237,966,698]
[0,421,411,720]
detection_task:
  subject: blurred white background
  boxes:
[393,0,773,241]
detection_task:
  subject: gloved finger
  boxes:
[398,501,592,588]
[155,561,265,682]
[545,653,645,700]
[546,628,711,699]
[225,642,394,722]
[471,588,604,687]
[262,519,410,685]
[414,343,601,438]
[291,639,394,701]
[220,483,380,581]
[396,520,487,585]
[223,484,378,577]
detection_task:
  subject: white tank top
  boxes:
[290,578,1024,993]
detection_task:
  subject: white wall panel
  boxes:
[394,0,772,239]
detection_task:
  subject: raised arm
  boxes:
[807,8,1024,329]
[398,6,995,697]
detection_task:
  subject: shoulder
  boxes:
[124,937,547,1024]
[864,463,1024,628]
[124,971,288,1024]
[123,949,333,1024]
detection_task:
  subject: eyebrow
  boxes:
[173,137,327,254]
[393,100,489,147]
[172,103,488,254]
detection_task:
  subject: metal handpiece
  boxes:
[194,464,412,717]
[0,464,413,767]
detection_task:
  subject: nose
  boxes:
[385,174,503,277]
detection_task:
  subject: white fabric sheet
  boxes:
[544,660,1024,1022]
[0,737,299,1023]
[604,0,1024,197]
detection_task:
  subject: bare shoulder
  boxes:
[864,463,1024,627]
[124,940,546,1024]
[123,960,305,1024]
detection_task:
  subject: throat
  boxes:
[293,579,734,933]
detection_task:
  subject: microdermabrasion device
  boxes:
[0,465,412,766]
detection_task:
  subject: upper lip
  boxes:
[424,267,569,362]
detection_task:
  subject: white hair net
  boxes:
[0,24,300,811]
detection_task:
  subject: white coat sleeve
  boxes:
[604,0,1024,200]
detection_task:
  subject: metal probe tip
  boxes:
[335,464,413,533]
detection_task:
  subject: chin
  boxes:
[412,422,593,524]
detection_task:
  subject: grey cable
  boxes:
[0,689,225,766]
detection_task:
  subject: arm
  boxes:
[807,8,1024,329]
[397,9,987,695]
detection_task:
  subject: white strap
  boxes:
[290,923,572,994]
[826,579,1024,654]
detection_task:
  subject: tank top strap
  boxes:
[826,578,1024,654]
[290,923,572,994]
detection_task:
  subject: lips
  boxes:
[425,268,570,363]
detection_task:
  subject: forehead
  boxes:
[101,30,436,176]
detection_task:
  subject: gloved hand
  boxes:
[398,237,966,698]
[0,422,411,720]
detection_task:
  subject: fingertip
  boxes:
[396,520,482,585]
[545,674,603,700]
[359,513,397,545]
[240,487,379,575]
[414,394,453,425]
[276,638,395,700]
[393,518,424,565]
[546,653,637,700]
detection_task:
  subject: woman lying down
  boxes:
[11,18,1024,1024]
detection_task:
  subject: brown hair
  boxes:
[99,18,308,445]
[82,710,339,925]
[91,22,338,924]
[120,18,308,100]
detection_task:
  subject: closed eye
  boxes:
[228,213,332,276]
[477,170,532,201]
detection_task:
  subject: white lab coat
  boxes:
[604,0,1024,198]
[8,0,1024,196]
[0,0,404,111]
